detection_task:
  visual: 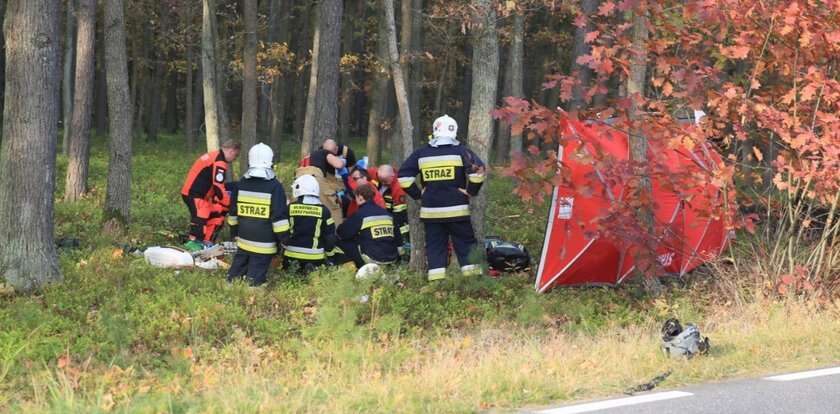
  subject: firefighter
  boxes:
[295,139,354,226]
[397,115,486,281]
[334,184,402,268]
[226,143,289,286]
[284,174,337,275]
[375,164,410,246]
[181,140,241,250]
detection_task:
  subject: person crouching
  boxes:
[334,184,402,268]
[284,175,337,275]
[226,143,289,286]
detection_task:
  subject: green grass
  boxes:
[1,133,838,412]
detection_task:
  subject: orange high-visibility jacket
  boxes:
[181,150,231,207]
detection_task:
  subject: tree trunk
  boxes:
[507,12,524,158]
[185,31,195,150]
[338,4,354,143]
[193,67,204,141]
[256,0,271,137]
[494,43,510,164]
[570,0,599,110]
[164,68,179,133]
[267,0,287,151]
[508,12,525,155]
[301,0,342,157]
[103,0,133,229]
[366,16,389,167]
[0,0,63,291]
[62,0,76,155]
[64,0,95,202]
[214,5,230,142]
[241,0,258,171]
[433,34,451,114]
[0,0,5,140]
[292,4,312,146]
[146,55,164,142]
[383,0,423,271]
[467,0,499,243]
[402,0,423,149]
[201,0,221,151]
[134,26,149,138]
[627,7,658,290]
[94,31,108,136]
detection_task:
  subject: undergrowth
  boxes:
[0,133,837,412]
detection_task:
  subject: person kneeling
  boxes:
[334,184,402,268]
[284,175,337,275]
[227,143,289,286]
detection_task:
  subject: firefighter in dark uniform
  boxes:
[374,164,410,246]
[181,140,241,250]
[284,174,337,275]
[398,115,486,281]
[226,143,289,286]
[334,184,402,268]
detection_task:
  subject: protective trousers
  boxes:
[424,220,482,281]
[295,166,345,226]
[182,195,225,242]
[227,252,273,286]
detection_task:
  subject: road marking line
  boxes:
[764,367,840,382]
[535,391,694,414]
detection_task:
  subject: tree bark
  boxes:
[508,12,525,157]
[267,0,287,152]
[103,0,133,228]
[366,16,389,167]
[134,26,149,138]
[402,0,423,149]
[301,0,342,157]
[240,0,258,171]
[193,67,204,141]
[467,0,499,243]
[433,25,453,114]
[570,0,599,110]
[292,4,312,145]
[338,3,355,143]
[146,52,164,142]
[383,0,423,271]
[627,7,658,290]
[62,0,75,155]
[201,0,221,151]
[214,5,231,142]
[0,0,63,291]
[495,11,526,160]
[0,0,5,139]
[64,0,95,202]
[164,67,179,133]
[94,26,107,136]
[185,25,195,150]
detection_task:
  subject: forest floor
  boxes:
[2,134,839,413]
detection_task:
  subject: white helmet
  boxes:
[356,263,382,280]
[293,174,320,198]
[248,143,274,170]
[433,114,458,139]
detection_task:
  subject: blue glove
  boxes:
[338,167,349,178]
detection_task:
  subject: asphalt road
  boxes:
[523,366,840,414]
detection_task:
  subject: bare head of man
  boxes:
[322,139,338,154]
[377,164,395,184]
[221,140,241,162]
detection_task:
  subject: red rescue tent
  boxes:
[535,116,731,292]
